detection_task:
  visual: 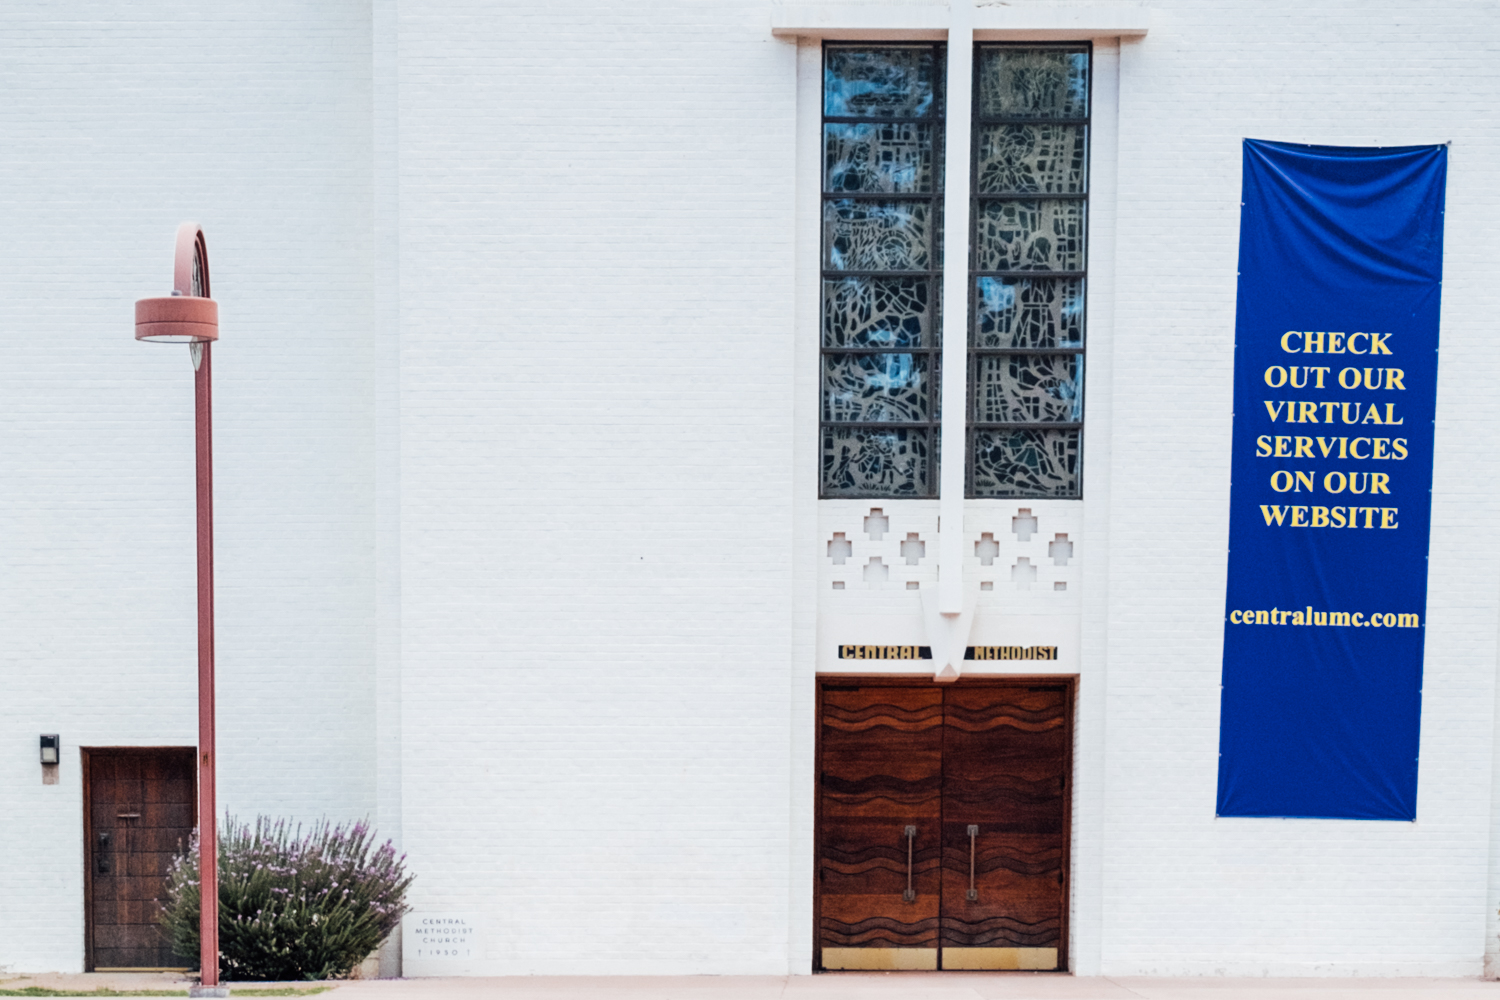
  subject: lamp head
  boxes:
[135,294,218,343]
[135,223,217,344]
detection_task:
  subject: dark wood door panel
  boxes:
[815,678,1074,973]
[818,687,943,959]
[85,748,196,970]
[939,838,1063,946]
[940,685,1068,964]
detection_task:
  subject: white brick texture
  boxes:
[0,0,378,973]
[2,0,1499,980]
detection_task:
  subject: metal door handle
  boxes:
[96,832,111,874]
[903,825,917,902]
[966,825,979,901]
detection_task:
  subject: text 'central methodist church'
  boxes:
[6,0,1500,980]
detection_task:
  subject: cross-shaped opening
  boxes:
[863,556,889,586]
[1011,556,1037,589]
[975,532,999,566]
[1048,532,1073,566]
[828,532,852,565]
[900,532,926,565]
[807,32,1107,603]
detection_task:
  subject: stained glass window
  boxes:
[969,45,1088,498]
[821,44,944,498]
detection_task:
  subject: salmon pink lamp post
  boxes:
[134,224,225,996]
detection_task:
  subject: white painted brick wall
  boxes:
[4,0,1500,981]
[0,1,379,973]
[392,0,799,974]
[1098,0,1500,978]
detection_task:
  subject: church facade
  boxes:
[5,0,1500,979]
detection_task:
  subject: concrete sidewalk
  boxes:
[343,974,1500,999]
[8,974,1500,1000]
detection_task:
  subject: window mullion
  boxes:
[937,16,975,613]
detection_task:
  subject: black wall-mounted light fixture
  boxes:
[40,734,59,765]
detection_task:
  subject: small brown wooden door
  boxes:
[816,679,1072,972]
[84,748,196,971]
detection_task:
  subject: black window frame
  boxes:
[818,41,947,500]
[966,41,1091,499]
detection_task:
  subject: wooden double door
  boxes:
[83,748,197,971]
[816,679,1072,972]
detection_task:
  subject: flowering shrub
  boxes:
[161,816,413,981]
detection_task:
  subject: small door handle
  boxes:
[966,825,979,901]
[96,832,111,874]
[902,825,917,902]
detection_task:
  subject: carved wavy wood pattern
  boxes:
[820,687,943,958]
[822,701,945,732]
[817,683,1069,969]
[940,914,1061,947]
[820,915,940,948]
[943,771,1061,802]
[940,686,1067,958]
[943,841,1062,878]
[821,773,942,797]
[944,702,1064,733]
[822,844,942,871]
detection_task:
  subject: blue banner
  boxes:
[1218,140,1446,820]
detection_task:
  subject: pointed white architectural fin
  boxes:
[921,583,978,683]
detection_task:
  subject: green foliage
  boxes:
[160,817,412,982]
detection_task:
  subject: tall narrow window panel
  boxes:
[969,45,1088,498]
[820,44,945,498]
